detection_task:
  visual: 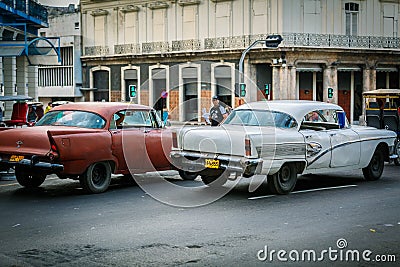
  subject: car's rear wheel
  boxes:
[178,170,198,180]
[15,167,46,188]
[201,173,228,187]
[362,149,384,181]
[80,162,112,193]
[268,164,297,194]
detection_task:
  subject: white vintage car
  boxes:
[170,101,398,194]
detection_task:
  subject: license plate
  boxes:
[205,159,219,169]
[10,155,24,162]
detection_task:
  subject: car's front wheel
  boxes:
[362,149,384,181]
[15,167,46,188]
[80,162,112,193]
[268,164,297,194]
[178,170,198,180]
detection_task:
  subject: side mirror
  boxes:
[337,111,346,129]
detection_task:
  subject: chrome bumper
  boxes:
[170,150,263,177]
[0,157,64,172]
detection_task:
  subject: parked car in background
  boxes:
[0,102,174,193]
[171,101,398,194]
[363,89,400,165]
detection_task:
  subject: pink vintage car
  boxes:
[0,102,176,193]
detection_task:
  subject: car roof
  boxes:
[236,100,343,123]
[363,89,400,97]
[51,102,153,119]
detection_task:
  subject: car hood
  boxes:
[179,124,291,156]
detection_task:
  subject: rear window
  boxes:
[36,110,106,129]
[223,109,297,128]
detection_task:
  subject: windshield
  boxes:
[223,109,297,128]
[35,110,106,129]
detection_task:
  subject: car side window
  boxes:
[111,110,157,129]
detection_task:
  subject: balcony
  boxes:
[82,33,400,57]
[0,0,48,28]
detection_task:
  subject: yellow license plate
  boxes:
[10,155,24,162]
[205,159,219,169]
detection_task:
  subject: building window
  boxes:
[124,12,138,44]
[304,0,321,33]
[182,5,197,39]
[345,2,359,36]
[383,4,397,37]
[74,22,79,30]
[94,15,106,46]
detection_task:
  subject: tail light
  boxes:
[47,131,59,159]
[245,137,251,157]
[172,131,178,148]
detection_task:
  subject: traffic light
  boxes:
[239,83,246,97]
[265,34,283,48]
[328,87,333,99]
[264,84,270,95]
[129,85,137,98]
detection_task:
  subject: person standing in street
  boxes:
[209,95,227,126]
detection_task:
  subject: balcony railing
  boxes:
[84,46,110,56]
[83,33,400,56]
[0,0,48,24]
[142,41,170,53]
[171,39,201,51]
[114,43,141,55]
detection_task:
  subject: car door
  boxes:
[329,128,361,168]
[301,129,332,170]
[110,110,146,172]
[143,111,173,171]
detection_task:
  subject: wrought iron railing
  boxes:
[280,33,400,49]
[84,46,110,56]
[114,43,141,54]
[171,39,201,51]
[83,33,400,56]
[142,41,169,53]
[0,0,48,23]
[28,0,48,23]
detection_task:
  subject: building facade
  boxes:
[37,4,83,104]
[0,0,54,119]
[80,0,400,123]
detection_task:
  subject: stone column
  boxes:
[28,65,38,100]
[279,67,288,100]
[16,57,29,96]
[3,57,17,118]
[323,65,338,104]
[289,66,297,100]
[272,66,280,100]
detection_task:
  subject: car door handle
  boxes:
[305,135,312,139]
[330,133,336,137]
[111,131,119,135]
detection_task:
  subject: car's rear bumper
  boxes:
[0,156,64,172]
[170,150,263,177]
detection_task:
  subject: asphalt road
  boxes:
[0,164,399,266]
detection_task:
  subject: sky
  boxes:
[38,0,79,7]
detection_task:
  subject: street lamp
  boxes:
[238,34,283,98]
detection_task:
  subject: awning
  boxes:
[0,37,61,65]
[296,67,323,72]
[376,67,398,72]
[337,66,362,72]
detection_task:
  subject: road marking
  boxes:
[248,184,358,200]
